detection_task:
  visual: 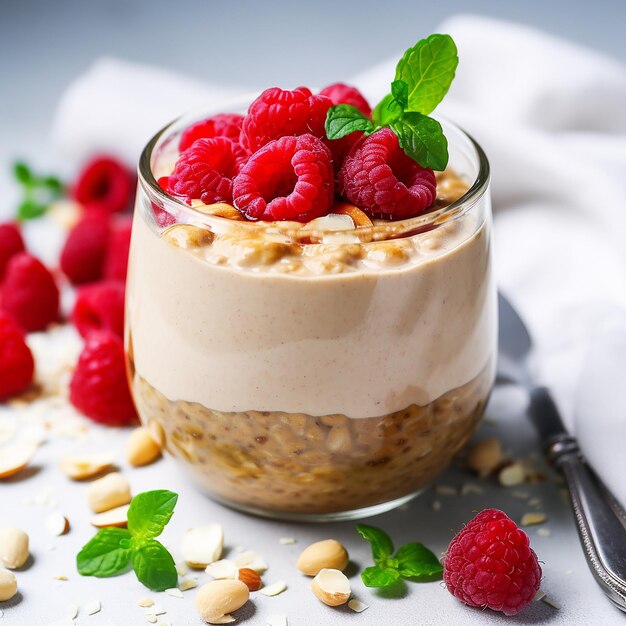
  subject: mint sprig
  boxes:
[356,524,443,588]
[77,490,178,591]
[12,161,64,221]
[325,33,458,171]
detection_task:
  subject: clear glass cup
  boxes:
[126,95,496,521]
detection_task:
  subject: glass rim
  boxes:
[138,92,491,239]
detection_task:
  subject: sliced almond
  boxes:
[499,462,526,487]
[0,443,38,479]
[45,511,70,536]
[258,581,287,597]
[165,587,184,599]
[311,569,350,606]
[333,202,373,227]
[233,550,267,574]
[137,598,154,608]
[59,452,115,480]
[86,472,131,513]
[85,600,101,615]
[265,616,287,626]
[90,504,130,528]
[466,437,502,477]
[194,202,245,221]
[126,427,162,467]
[520,512,547,527]
[179,578,198,591]
[348,598,369,613]
[205,559,237,580]
[182,524,224,569]
[304,214,355,232]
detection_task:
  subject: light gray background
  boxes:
[1,2,625,625]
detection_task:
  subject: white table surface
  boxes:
[1,322,622,626]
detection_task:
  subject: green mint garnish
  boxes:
[356,523,443,588]
[77,490,178,591]
[325,33,458,171]
[390,113,448,171]
[12,160,64,221]
[394,33,458,115]
[325,104,375,140]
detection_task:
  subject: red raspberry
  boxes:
[338,128,436,219]
[233,134,334,222]
[0,313,34,400]
[69,330,137,426]
[0,223,26,280]
[240,87,332,154]
[60,212,111,284]
[0,253,59,332]
[166,138,247,205]
[72,155,134,214]
[104,216,132,282]
[444,509,542,616]
[72,281,125,339]
[179,113,244,151]
[319,83,372,117]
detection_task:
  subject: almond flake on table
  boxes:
[259,581,287,597]
[0,443,38,479]
[348,598,369,613]
[147,604,166,616]
[54,574,68,581]
[175,562,188,576]
[521,512,547,526]
[279,537,296,545]
[165,587,184,598]
[66,604,79,619]
[137,598,154,607]
[537,528,552,537]
[179,577,198,591]
[146,615,157,624]
[266,615,287,626]
[431,499,442,511]
[434,484,457,496]
[460,482,484,496]
[84,600,101,615]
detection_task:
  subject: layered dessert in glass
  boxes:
[126,75,496,520]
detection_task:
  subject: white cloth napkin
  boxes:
[51,15,626,505]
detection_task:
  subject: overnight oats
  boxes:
[126,34,496,519]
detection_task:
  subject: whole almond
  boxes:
[296,539,349,576]
[126,427,162,467]
[237,567,262,591]
[0,568,17,601]
[195,579,249,624]
[0,527,29,569]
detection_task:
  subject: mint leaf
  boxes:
[17,199,47,221]
[41,176,63,193]
[372,93,403,126]
[390,112,448,170]
[394,542,443,580]
[77,528,132,577]
[132,539,177,591]
[391,80,409,110]
[361,565,401,587]
[127,490,178,539]
[325,104,375,140]
[13,162,32,185]
[356,524,394,564]
[395,33,458,114]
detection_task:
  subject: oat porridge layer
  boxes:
[131,362,492,514]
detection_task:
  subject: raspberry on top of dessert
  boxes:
[156,33,460,225]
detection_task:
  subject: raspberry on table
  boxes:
[179,113,244,151]
[167,137,247,205]
[69,330,137,426]
[233,133,334,222]
[338,128,436,219]
[72,155,134,214]
[104,216,132,283]
[72,281,125,339]
[0,313,34,400]
[60,212,111,284]
[444,508,542,616]
[319,83,372,117]
[0,252,59,332]
[240,87,332,154]
[0,223,25,280]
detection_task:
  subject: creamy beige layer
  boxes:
[127,208,496,417]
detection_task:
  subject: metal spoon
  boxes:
[497,292,626,612]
